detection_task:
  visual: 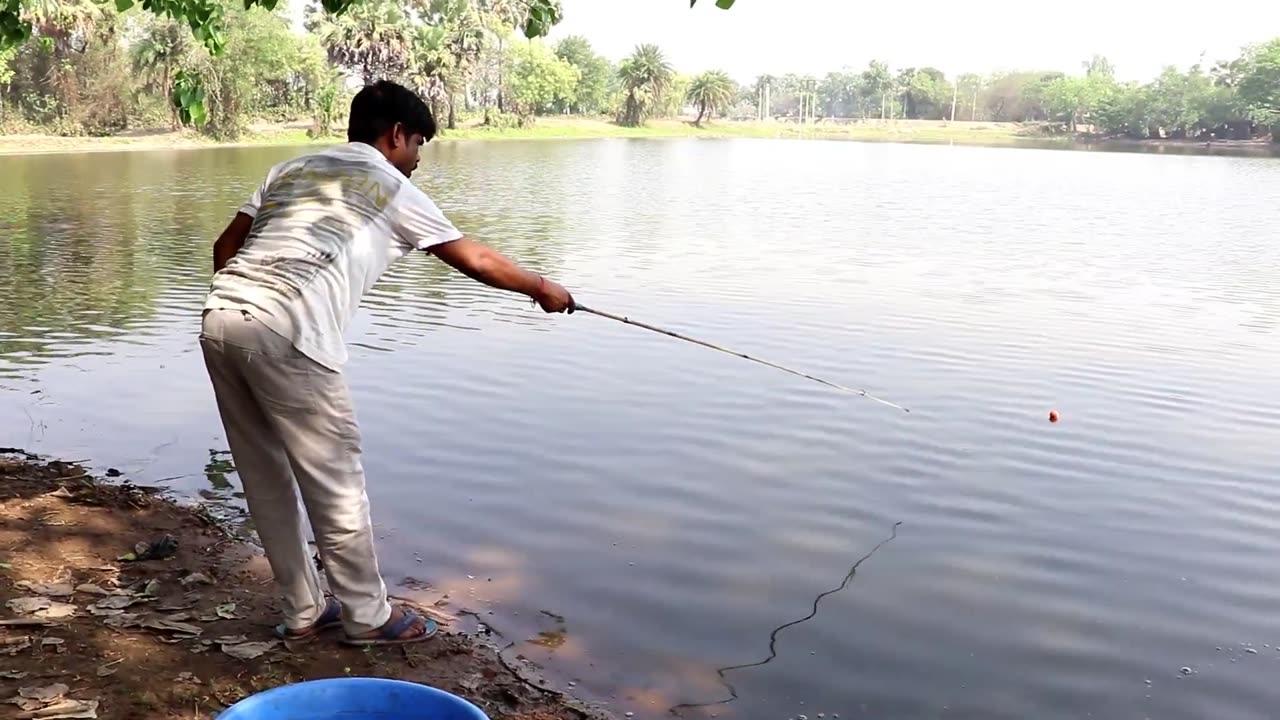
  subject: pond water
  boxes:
[3,138,1280,719]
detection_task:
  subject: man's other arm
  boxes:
[212,212,255,273]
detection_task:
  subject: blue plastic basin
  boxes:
[216,678,490,720]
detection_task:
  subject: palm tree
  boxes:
[687,70,734,126]
[475,0,522,113]
[413,0,484,130]
[616,43,672,127]
[131,19,192,129]
[22,0,104,53]
[313,0,414,86]
[754,74,774,120]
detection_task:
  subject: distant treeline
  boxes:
[1,0,1277,142]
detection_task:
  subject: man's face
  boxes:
[391,125,425,177]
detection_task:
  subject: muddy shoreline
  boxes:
[0,449,607,720]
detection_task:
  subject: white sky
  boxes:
[288,0,1280,83]
[545,0,1280,83]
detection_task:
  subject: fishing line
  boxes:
[575,305,909,413]
[668,521,903,716]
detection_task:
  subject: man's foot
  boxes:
[273,595,343,643]
[340,605,437,647]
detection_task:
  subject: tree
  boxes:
[309,0,414,86]
[1093,81,1150,137]
[1,0,565,56]
[410,0,485,130]
[795,75,818,122]
[0,45,14,87]
[616,43,672,127]
[659,73,690,117]
[955,73,984,120]
[553,35,610,114]
[1084,55,1115,80]
[130,18,195,129]
[861,60,891,119]
[983,71,1060,121]
[4,0,137,134]
[686,69,733,125]
[818,69,858,117]
[898,67,950,119]
[1043,75,1090,131]
[1237,39,1280,140]
[504,38,577,120]
[753,74,774,120]
[190,2,327,137]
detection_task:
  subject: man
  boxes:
[200,80,574,646]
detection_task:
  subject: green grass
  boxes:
[430,117,1048,144]
[0,116,1068,156]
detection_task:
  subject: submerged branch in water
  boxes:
[669,521,904,716]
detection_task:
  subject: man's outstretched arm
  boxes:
[429,238,575,314]
[212,212,255,273]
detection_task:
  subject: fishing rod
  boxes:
[574,305,910,413]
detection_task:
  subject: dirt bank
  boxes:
[0,450,604,720]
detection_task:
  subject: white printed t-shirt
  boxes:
[205,142,463,371]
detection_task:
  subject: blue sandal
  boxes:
[274,596,343,642]
[340,607,437,647]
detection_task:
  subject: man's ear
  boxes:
[391,122,407,149]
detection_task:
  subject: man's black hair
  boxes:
[347,80,437,145]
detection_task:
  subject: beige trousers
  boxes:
[199,308,391,635]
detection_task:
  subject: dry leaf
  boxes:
[18,683,68,702]
[86,607,123,617]
[174,672,201,685]
[180,573,212,587]
[0,637,32,655]
[45,487,75,499]
[39,638,64,647]
[95,660,122,677]
[220,640,277,660]
[102,613,140,629]
[73,584,112,597]
[213,634,247,644]
[0,618,50,627]
[14,697,99,719]
[90,595,138,611]
[15,582,74,598]
[5,696,42,712]
[34,603,76,619]
[0,670,28,679]
[7,597,51,615]
[215,603,238,620]
[140,617,202,636]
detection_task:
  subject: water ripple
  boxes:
[2,140,1280,719]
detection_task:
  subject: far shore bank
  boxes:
[3,117,1276,158]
